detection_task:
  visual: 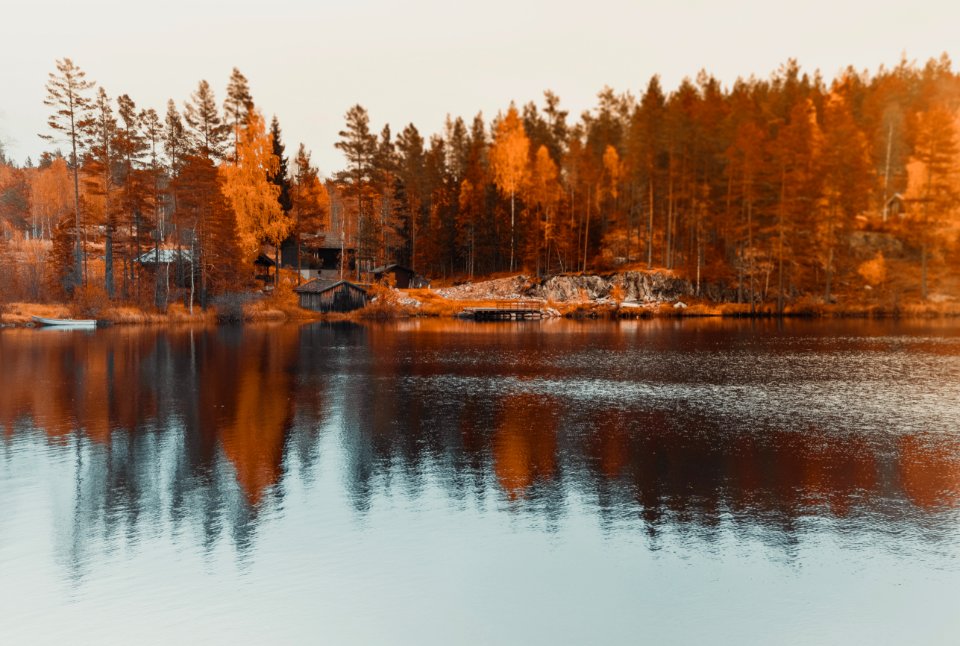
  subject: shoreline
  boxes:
[3,295,959,329]
[3,269,957,329]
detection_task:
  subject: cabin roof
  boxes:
[134,248,193,264]
[294,278,367,294]
[254,253,276,267]
[371,263,415,275]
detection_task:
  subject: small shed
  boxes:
[254,252,276,283]
[371,264,429,289]
[295,279,368,313]
[883,193,907,220]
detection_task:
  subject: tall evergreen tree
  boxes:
[268,116,293,212]
[334,105,378,277]
[184,80,227,161]
[225,68,254,160]
[910,106,958,299]
[115,93,150,298]
[395,123,427,270]
[140,107,167,308]
[176,154,242,309]
[41,58,94,292]
[291,144,329,283]
[164,100,189,290]
[267,115,293,280]
[84,87,118,297]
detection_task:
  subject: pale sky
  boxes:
[1,0,958,175]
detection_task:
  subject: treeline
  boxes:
[0,61,328,310]
[2,55,960,311]
[336,55,960,308]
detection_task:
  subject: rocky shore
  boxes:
[436,271,696,305]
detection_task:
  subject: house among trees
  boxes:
[280,230,355,280]
[134,247,194,286]
[294,278,368,312]
[280,193,356,281]
[884,193,907,219]
[371,264,429,288]
[254,252,276,284]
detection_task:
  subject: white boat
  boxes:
[31,316,97,328]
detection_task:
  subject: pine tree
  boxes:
[909,106,958,299]
[84,87,118,297]
[41,58,94,292]
[291,144,329,282]
[115,93,150,298]
[395,123,426,270]
[224,68,254,161]
[164,100,188,177]
[140,107,166,308]
[819,89,872,301]
[163,100,190,292]
[635,76,666,269]
[184,80,227,161]
[265,116,294,281]
[176,154,243,309]
[334,105,378,277]
[48,213,79,297]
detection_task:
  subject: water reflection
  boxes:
[1,319,960,576]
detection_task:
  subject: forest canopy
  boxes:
[1,55,959,311]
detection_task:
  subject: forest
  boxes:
[1,55,959,315]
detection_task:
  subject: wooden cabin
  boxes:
[294,279,368,313]
[134,247,193,287]
[371,264,429,289]
[254,252,277,284]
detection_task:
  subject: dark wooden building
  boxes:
[254,252,276,284]
[371,264,429,289]
[294,279,368,313]
[134,247,194,287]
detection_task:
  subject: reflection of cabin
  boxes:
[294,279,368,313]
[371,264,429,289]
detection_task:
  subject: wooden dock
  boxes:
[461,300,545,321]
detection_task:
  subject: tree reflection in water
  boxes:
[1,319,959,576]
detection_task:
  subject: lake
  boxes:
[1,319,959,645]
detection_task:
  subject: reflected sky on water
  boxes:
[1,319,959,645]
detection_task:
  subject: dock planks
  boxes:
[461,301,545,320]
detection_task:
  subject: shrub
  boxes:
[211,292,256,323]
[70,283,110,318]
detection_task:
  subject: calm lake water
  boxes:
[1,319,960,645]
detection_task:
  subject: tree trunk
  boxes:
[824,246,833,303]
[70,112,84,289]
[582,186,591,273]
[647,178,654,269]
[510,190,515,272]
[921,240,928,300]
[189,235,195,315]
[776,166,786,315]
[747,199,754,314]
[105,223,114,298]
[134,208,142,301]
[274,243,280,287]
[154,234,161,310]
